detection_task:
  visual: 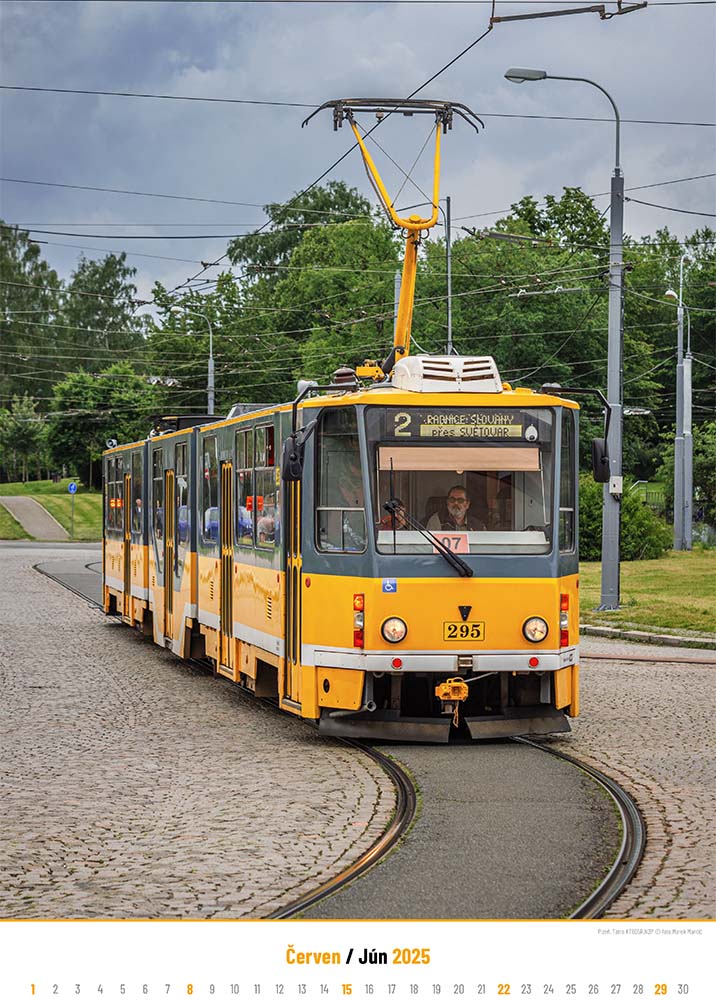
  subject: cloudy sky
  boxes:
[1,0,714,309]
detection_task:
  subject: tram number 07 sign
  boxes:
[432,531,469,553]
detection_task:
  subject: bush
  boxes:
[579,476,672,561]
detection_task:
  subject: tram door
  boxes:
[122,473,131,620]
[219,462,234,673]
[284,479,302,705]
[164,469,175,643]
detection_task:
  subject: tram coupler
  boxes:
[434,677,469,725]
[435,677,469,704]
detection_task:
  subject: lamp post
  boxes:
[170,305,215,416]
[665,253,693,549]
[505,67,624,609]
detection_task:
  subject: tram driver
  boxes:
[426,485,484,532]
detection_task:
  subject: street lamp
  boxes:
[505,67,624,610]
[665,252,693,549]
[170,305,215,416]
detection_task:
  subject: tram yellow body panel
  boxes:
[233,562,284,643]
[302,574,579,653]
[103,535,124,606]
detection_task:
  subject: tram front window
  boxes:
[316,407,367,553]
[366,406,554,555]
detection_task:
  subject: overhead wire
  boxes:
[2,85,713,127]
[624,196,716,217]
[3,171,713,223]
[160,3,497,297]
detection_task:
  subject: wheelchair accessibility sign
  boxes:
[382,579,398,593]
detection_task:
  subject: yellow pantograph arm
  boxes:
[348,118,442,232]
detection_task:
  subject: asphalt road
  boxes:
[303,741,619,919]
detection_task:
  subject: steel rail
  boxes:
[33,559,108,611]
[267,741,417,919]
[581,653,716,665]
[515,737,646,919]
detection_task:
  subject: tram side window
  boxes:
[175,442,189,547]
[316,408,366,553]
[235,428,253,546]
[559,409,576,553]
[255,424,276,547]
[106,458,115,530]
[106,458,124,532]
[116,461,124,533]
[131,451,143,534]
[152,449,164,543]
[202,436,219,543]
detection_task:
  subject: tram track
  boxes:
[514,738,646,919]
[268,742,417,920]
[36,557,652,920]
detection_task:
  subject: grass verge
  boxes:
[0,478,93,496]
[34,495,103,541]
[580,550,716,634]
[0,503,31,540]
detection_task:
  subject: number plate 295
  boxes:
[443,621,485,641]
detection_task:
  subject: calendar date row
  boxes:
[28,982,696,998]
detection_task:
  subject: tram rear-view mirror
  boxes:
[591,438,610,483]
[282,436,304,482]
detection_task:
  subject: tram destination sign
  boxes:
[388,409,526,440]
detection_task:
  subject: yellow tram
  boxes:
[103,99,601,742]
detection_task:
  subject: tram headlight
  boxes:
[381,617,408,644]
[523,617,549,643]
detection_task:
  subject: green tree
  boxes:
[0,223,62,405]
[59,252,146,366]
[269,218,400,380]
[46,364,156,487]
[655,421,716,528]
[227,181,373,280]
[147,275,299,414]
[0,394,46,482]
[579,475,672,561]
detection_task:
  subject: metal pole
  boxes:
[599,167,624,609]
[71,491,75,540]
[207,316,215,417]
[674,307,684,549]
[393,269,401,338]
[674,256,686,550]
[525,73,623,607]
[683,305,693,549]
[171,306,216,416]
[446,195,453,354]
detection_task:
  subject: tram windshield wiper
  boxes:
[383,499,473,578]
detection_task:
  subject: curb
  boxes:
[580,623,716,651]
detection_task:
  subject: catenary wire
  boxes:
[624,196,716,217]
[2,84,713,127]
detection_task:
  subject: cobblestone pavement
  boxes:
[0,547,395,919]
[544,636,716,920]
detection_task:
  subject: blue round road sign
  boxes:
[68,482,78,494]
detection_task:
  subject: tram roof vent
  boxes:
[392,355,503,393]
